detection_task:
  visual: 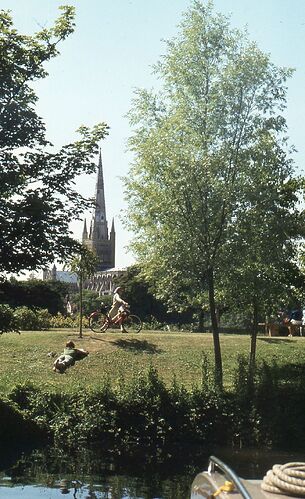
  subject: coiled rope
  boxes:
[261,463,305,496]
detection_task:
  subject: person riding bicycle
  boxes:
[109,286,129,332]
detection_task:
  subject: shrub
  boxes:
[35,308,52,330]
[49,313,77,328]
[14,306,40,330]
[6,362,305,452]
[0,304,19,334]
[0,395,45,444]
[49,312,89,329]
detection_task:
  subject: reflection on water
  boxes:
[0,479,188,498]
[0,445,304,498]
[0,445,196,499]
[0,473,190,498]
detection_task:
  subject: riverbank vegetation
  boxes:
[1,330,305,451]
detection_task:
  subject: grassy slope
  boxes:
[0,328,304,394]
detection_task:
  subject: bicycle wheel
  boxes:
[89,312,109,333]
[123,314,142,333]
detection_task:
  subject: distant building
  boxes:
[42,265,78,286]
[83,267,127,296]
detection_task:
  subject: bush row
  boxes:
[0,304,88,332]
[0,304,194,332]
[5,359,305,452]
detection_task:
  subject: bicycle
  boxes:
[88,303,142,334]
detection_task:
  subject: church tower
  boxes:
[82,150,115,271]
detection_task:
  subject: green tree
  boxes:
[124,0,299,387]
[114,265,193,324]
[0,279,70,314]
[221,173,305,371]
[0,6,108,275]
[70,289,110,316]
[74,289,99,316]
[67,248,98,338]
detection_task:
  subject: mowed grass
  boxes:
[0,328,304,395]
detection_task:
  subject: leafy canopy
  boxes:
[124,0,303,318]
[0,6,109,274]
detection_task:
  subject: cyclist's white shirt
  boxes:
[109,292,128,319]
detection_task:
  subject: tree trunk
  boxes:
[207,267,223,389]
[216,307,220,328]
[198,309,204,332]
[79,273,83,339]
[249,296,258,375]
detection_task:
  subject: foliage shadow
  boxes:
[257,338,291,344]
[113,338,162,354]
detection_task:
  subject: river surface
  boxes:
[0,445,304,498]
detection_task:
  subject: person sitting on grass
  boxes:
[53,340,88,374]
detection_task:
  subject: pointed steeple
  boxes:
[97,148,104,189]
[82,219,88,240]
[90,148,108,240]
[110,217,115,268]
[110,218,115,234]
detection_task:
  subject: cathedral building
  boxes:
[82,151,127,295]
[82,150,115,270]
[43,150,126,295]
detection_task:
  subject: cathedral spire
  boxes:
[97,148,104,189]
[82,150,116,271]
[92,149,108,240]
[82,219,88,240]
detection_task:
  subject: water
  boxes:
[0,445,195,499]
[0,445,304,498]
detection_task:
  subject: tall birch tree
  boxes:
[124,0,300,387]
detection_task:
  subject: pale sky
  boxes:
[2,0,305,269]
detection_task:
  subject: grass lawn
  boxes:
[0,328,304,395]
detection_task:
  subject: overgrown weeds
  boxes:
[4,358,305,452]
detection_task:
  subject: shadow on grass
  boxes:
[268,362,305,384]
[89,335,109,342]
[258,337,292,344]
[113,338,162,354]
